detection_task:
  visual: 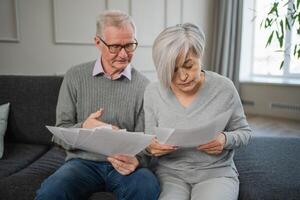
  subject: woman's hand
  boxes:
[197,133,226,155]
[146,138,178,157]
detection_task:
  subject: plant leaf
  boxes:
[285,17,291,30]
[268,2,279,17]
[266,31,274,47]
[265,18,273,28]
[280,20,284,37]
[275,31,284,48]
[280,60,284,70]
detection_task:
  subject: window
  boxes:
[240,0,300,84]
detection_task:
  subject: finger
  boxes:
[198,144,219,151]
[108,155,135,169]
[151,148,177,157]
[151,141,177,150]
[112,125,119,130]
[198,141,219,149]
[198,145,222,151]
[98,108,104,116]
[205,150,222,155]
[108,157,135,174]
[112,154,135,164]
[89,110,102,119]
[108,159,129,175]
[152,138,176,148]
[93,120,108,128]
[148,144,177,155]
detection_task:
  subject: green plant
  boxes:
[261,0,300,69]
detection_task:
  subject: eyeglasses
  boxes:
[97,36,138,54]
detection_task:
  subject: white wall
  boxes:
[240,83,300,120]
[2,0,298,121]
[0,0,216,80]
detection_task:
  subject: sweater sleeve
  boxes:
[53,71,82,150]
[133,84,153,168]
[223,84,252,149]
[135,85,159,167]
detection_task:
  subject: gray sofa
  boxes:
[0,75,299,200]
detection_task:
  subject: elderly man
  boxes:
[36,10,160,200]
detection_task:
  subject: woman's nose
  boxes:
[179,69,189,81]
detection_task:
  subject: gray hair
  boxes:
[96,10,136,38]
[152,23,205,88]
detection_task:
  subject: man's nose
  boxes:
[118,47,128,58]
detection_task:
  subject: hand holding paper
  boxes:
[46,126,154,156]
[154,111,231,148]
[197,133,226,155]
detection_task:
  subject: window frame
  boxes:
[240,0,300,85]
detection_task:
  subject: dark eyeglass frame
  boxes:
[97,36,138,54]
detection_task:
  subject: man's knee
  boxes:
[121,168,160,200]
[36,177,69,200]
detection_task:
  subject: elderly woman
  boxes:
[144,23,252,200]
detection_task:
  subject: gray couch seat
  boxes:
[0,146,65,199]
[0,143,49,178]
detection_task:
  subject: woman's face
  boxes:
[171,53,202,94]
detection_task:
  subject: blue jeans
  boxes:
[36,159,160,200]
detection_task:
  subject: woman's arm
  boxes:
[223,85,252,149]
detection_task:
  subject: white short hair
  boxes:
[152,23,205,88]
[96,10,136,38]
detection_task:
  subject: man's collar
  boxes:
[92,57,132,80]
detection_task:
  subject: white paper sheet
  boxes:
[154,110,232,147]
[46,126,154,156]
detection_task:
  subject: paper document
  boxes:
[46,126,154,156]
[154,111,231,147]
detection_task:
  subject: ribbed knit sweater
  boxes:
[144,70,252,184]
[54,60,150,163]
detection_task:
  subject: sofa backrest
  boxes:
[234,135,300,200]
[0,75,63,145]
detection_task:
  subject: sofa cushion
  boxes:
[0,102,10,158]
[0,75,63,145]
[234,136,300,200]
[0,146,115,200]
[0,143,49,178]
[0,146,65,200]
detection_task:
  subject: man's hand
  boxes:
[82,109,119,129]
[197,133,226,155]
[146,138,177,157]
[107,154,139,175]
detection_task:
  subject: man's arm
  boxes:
[53,72,80,150]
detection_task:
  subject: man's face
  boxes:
[95,25,136,74]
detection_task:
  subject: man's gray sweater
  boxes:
[54,60,149,164]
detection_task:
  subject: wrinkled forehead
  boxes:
[102,24,136,40]
[102,22,135,36]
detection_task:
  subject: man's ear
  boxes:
[95,37,102,51]
[94,36,100,46]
